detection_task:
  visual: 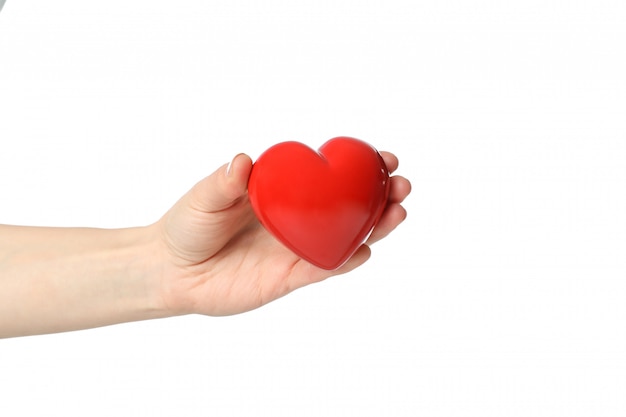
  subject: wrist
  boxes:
[120,224,174,322]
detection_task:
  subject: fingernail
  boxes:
[227,154,243,177]
[226,156,235,177]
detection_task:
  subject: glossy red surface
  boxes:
[248,137,390,270]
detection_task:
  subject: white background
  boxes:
[1,1,625,416]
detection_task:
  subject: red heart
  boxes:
[248,137,390,270]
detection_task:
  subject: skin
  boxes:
[0,152,411,338]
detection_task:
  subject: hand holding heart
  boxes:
[156,141,411,317]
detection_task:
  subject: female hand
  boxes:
[156,152,412,316]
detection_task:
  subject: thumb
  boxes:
[160,153,254,266]
[189,153,253,213]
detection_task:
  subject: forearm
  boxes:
[0,225,169,338]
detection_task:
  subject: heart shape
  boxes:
[248,137,390,270]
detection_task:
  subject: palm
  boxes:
[200,217,321,315]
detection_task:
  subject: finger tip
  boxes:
[400,177,412,199]
[220,154,253,199]
[228,153,253,180]
[227,153,252,174]
[237,152,254,167]
[380,151,399,173]
[389,176,412,204]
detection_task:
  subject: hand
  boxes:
[155,152,411,316]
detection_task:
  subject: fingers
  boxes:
[281,156,411,288]
[316,174,410,272]
[367,203,407,245]
[388,175,412,204]
[380,151,399,173]
[227,153,254,188]
[380,150,410,203]
[367,175,411,245]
